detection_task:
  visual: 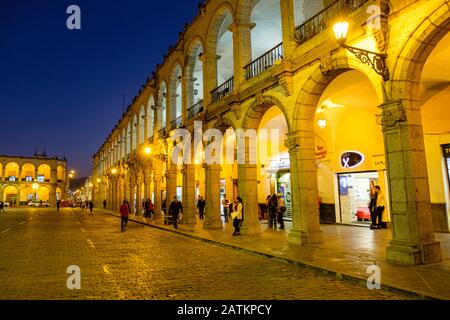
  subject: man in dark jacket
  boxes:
[169,196,183,229]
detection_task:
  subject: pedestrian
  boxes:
[120,200,130,232]
[374,186,387,229]
[56,199,61,212]
[103,199,107,209]
[368,186,378,229]
[0,201,5,212]
[268,194,278,229]
[169,196,183,229]
[148,199,155,219]
[222,194,230,223]
[197,195,206,220]
[81,201,85,210]
[89,201,94,214]
[231,197,243,236]
[277,193,286,230]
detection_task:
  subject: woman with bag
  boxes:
[231,197,243,236]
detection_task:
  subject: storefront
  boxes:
[276,171,292,219]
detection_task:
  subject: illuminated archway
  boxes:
[57,165,65,181]
[5,162,19,181]
[22,163,36,181]
[37,186,50,202]
[37,164,51,182]
[3,185,18,203]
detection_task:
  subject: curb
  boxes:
[99,209,444,300]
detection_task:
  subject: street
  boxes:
[0,207,412,300]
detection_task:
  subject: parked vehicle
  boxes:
[28,201,50,208]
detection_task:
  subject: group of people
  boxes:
[142,199,155,218]
[368,185,387,229]
[266,193,286,230]
[80,200,94,213]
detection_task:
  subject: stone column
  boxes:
[1,165,5,181]
[144,166,152,200]
[182,164,196,225]
[237,163,261,234]
[144,106,148,141]
[203,163,222,229]
[49,185,56,206]
[166,163,177,203]
[129,174,136,214]
[230,22,254,90]
[200,53,214,107]
[136,172,143,215]
[286,131,323,245]
[381,100,441,265]
[280,0,296,58]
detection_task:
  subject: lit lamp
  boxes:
[333,20,389,81]
[144,146,152,155]
[111,168,117,175]
[96,178,101,183]
[32,183,39,201]
[318,118,327,129]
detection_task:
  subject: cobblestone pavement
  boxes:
[0,208,414,300]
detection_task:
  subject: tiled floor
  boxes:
[114,211,450,299]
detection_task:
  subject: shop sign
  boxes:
[341,151,364,169]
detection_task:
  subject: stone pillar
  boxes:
[238,163,261,234]
[381,100,441,265]
[230,22,254,90]
[129,174,136,214]
[49,185,56,206]
[280,0,296,58]
[144,106,148,141]
[1,165,5,181]
[136,173,143,215]
[182,163,196,225]
[144,166,152,200]
[200,53,214,107]
[203,163,222,229]
[50,168,57,184]
[286,131,323,245]
[166,163,177,203]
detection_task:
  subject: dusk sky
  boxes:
[0,0,201,177]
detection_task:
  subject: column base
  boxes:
[387,240,442,265]
[288,229,323,245]
[240,221,261,235]
[203,220,222,230]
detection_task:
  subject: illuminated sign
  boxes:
[341,151,364,169]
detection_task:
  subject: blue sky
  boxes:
[0,0,201,176]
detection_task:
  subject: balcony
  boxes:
[244,42,283,80]
[158,127,167,137]
[294,0,369,45]
[187,100,204,120]
[170,116,183,129]
[211,77,234,103]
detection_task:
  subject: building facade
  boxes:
[93,0,450,265]
[0,155,68,205]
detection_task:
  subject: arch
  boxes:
[293,57,387,131]
[185,37,205,110]
[158,81,168,129]
[169,62,183,126]
[2,184,18,202]
[205,3,235,87]
[21,163,36,181]
[37,185,50,202]
[390,3,450,103]
[147,94,155,139]
[242,94,292,131]
[20,184,33,203]
[5,162,19,180]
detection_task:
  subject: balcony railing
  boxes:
[294,0,369,45]
[170,116,183,129]
[158,127,167,137]
[244,42,283,80]
[187,100,204,119]
[211,77,234,103]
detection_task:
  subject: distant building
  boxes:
[0,154,67,205]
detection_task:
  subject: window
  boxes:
[25,176,33,182]
[8,176,16,182]
[37,175,45,182]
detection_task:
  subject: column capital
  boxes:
[378,100,407,129]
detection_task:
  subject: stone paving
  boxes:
[0,208,412,300]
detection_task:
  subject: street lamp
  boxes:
[111,168,118,175]
[32,183,39,201]
[333,20,389,81]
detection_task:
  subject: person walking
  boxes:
[277,193,286,230]
[103,199,107,209]
[169,197,183,229]
[374,186,387,229]
[222,194,230,223]
[89,201,94,215]
[268,194,278,229]
[148,199,155,219]
[231,197,243,236]
[56,199,61,212]
[120,200,130,232]
[197,195,206,220]
[0,201,5,213]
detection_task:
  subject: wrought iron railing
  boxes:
[211,77,234,103]
[187,100,204,119]
[294,0,369,45]
[244,42,283,80]
[170,116,183,129]
[158,127,167,137]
